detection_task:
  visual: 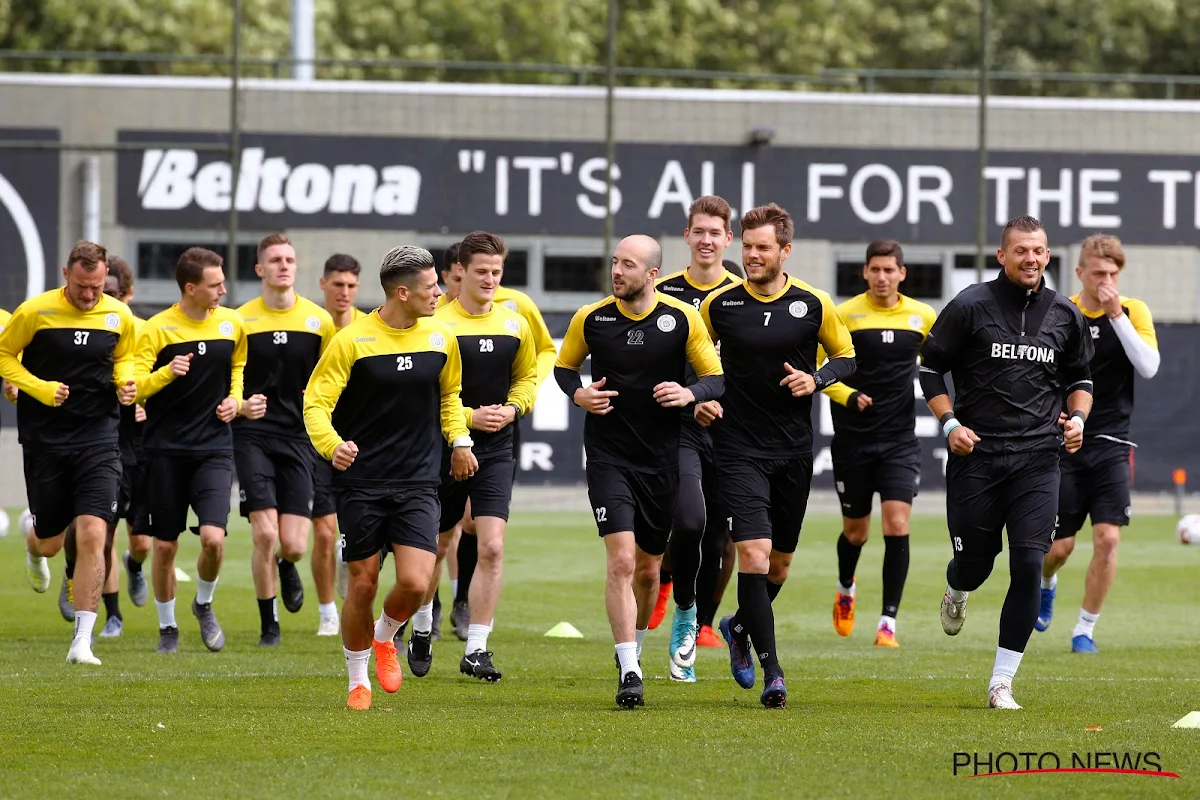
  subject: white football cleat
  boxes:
[988,681,1021,710]
[26,550,50,593]
[940,587,968,635]
[316,616,340,637]
[66,638,102,665]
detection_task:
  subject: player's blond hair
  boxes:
[1078,234,1125,270]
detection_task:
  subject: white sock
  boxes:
[878,615,896,632]
[318,601,338,621]
[156,599,177,630]
[196,577,217,605]
[450,579,458,597]
[615,641,641,678]
[412,601,434,635]
[948,587,968,603]
[1073,609,1099,639]
[344,647,370,692]
[73,610,97,644]
[990,646,1024,687]
[373,610,403,642]
[1041,573,1057,591]
[635,627,648,659]
[838,580,855,595]
[466,623,490,655]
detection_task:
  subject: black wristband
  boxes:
[939,411,957,426]
[1069,410,1087,427]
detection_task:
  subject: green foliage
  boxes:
[1,0,1198,95]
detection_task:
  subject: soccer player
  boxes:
[314,253,367,614]
[698,204,856,709]
[135,247,247,655]
[556,234,723,709]
[235,234,336,646]
[822,240,936,648]
[0,241,139,665]
[403,231,537,682]
[1036,235,1158,652]
[919,215,1094,710]
[304,245,476,711]
[652,195,742,682]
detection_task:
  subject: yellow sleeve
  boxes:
[698,293,718,341]
[303,333,353,460]
[554,308,590,371]
[1126,298,1158,349]
[133,323,177,403]
[439,334,470,443]
[319,314,337,356]
[817,293,855,360]
[518,298,558,385]
[506,317,540,415]
[817,343,857,406]
[683,306,721,378]
[111,309,137,387]
[0,303,60,406]
[228,318,247,407]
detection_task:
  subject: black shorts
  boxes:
[832,436,921,519]
[23,446,122,539]
[438,453,515,532]
[118,458,151,536]
[585,461,678,556]
[145,452,234,541]
[946,449,1060,558]
[715,453,813,554]
[234,435,315,518]
[312,456,337,518]
[336,485,440,561]
[1057,437,1132,538]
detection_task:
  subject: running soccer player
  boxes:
[652,195,742,682]
[698,203,856,709]
[0,241,139,665]
[556,234,723,709]
[304,245,476,711]
[315,253,366,618]
[919,215,1093,710]
[403,231,537,682]
[823,240,936,648]
[1036,234,1158,653]
[236,234,336,646]
[135,247,247,655]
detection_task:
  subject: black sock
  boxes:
[669,541,700,611]
[836,533,862,589]
[258,597,278,633]
[998,548,1044,652]
[735,573,780,675]
[65,562,75,580]
[766,579,783,603]
[695,555,721,627]
[102,591,121,621]
[881,535,910,618]
[456,535,477,604]
[126,553,142,574]
[659,566,673,585]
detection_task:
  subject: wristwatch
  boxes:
[452,435,474,448]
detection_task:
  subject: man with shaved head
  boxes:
[556,234,724,709]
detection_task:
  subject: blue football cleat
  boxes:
[1071,634,1098,654]
[719,615,756,689]
[761,675,787,709]
[1034,585,1056,632]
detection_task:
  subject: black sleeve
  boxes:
[1062,305,1095,394]
[554,365,585,405]
[689,374,725,404]
[918,298,968,400]
[814,356,856,389]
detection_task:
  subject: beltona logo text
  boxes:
[137,148,421,216]
[990,342,1056,363]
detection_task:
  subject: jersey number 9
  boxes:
[197,342,207,355]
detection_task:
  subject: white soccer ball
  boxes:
[1177,514,1200,545]
[0,508,8,538]
[18,507,33,536]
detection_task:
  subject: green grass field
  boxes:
[1,508,1198,799]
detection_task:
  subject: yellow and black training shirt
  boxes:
[434,298,538,460]
[236,295,336,441]
[439,286,557,385]
[701,275,856,458]
[0,289,138,449]
[304,311,470,488]
[135,305,247,454]
[555,292,722,472]
[1072,294,1157,439]
[819,293,936,440]
[118,315,147,464]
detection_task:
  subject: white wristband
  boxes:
[943,418,962,438]
[1069,411,1086,432]
[452,435,474,448]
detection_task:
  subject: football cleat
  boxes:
[1071,634,1098,654]
[125,551,148,607]
[98,616,123,639]
[277,558,305,614]
[373,639,403,693]
[346,685,371,711]
[719,615,756,689]
[156,626,180,654]
[58,573,76,622]
[1034,585,1056,632]
[257,626,281,647]
[874,622,899,648]
[648,581,672,630]
[940,587,968,636]
[833,584,855,637]
[192,600,226,652]
[670,604,699,668]
[316,616,340,637]
[616,671,645,709]
[66,638,101,665]
[988,681,1022,710]
[669,660,696,683]
[761,675,787,709]
[450,600,470,642]
[25,551,50,593]
[460,650,502,683]
[407,632,433,678]
[696,624,723,648]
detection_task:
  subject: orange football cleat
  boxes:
[373,639,404,693]
[346,684,372,710]
[648,581,673,630]
[874,623,899,648]
[696,624,723,648]
[833,584,856,637]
